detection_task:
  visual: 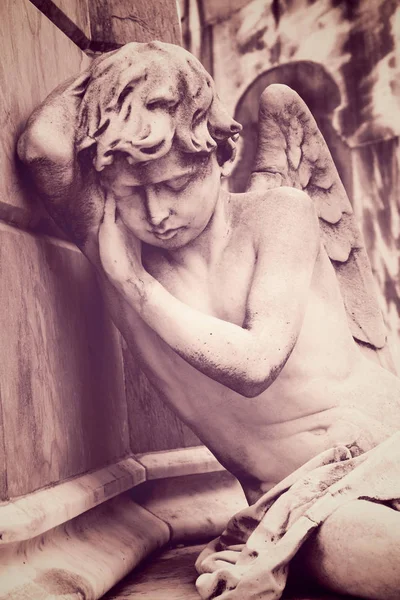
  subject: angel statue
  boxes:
[18,42,400,600]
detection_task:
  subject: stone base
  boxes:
[103,544,356,600]
[0,447,247,599]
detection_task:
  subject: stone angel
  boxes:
[17,42,400,600]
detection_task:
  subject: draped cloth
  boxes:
[195,433,400,599]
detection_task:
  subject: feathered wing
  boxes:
[246,83,386,350]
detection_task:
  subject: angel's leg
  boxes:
[295,499,400,599]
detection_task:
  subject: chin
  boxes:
[138,226,200,249]
[159,234,192,249]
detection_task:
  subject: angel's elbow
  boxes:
[18,120,70,166]
[236,381,266,398]
[18,123,47,164]
[234,358,286,398]
[233,369,272,398]
[234,377,270,398]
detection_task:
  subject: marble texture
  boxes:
[29,0,182,52]
[104,545,204,600]
[0,456,145,544]
[0,0,91,235]
[205,0,400,370]
[351,141,400,371]
[0,494,170,599]
[0,223,129,499]
[136,446,224,480]
[89,0,181,51]
[104,544,354,600]
[30,0,92,48]
[132,471,247,543]
[49,0,90,37]
[0,445,225,544]
[123,346,202,453]
[44,0,91,38]
[0,460,247,599]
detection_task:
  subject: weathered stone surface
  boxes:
[136,446,224,480]
[103,544,352,600]
[0,223,129,499]
[123,345,201,453]
[133,471,247,543]
[89,0,181,50]
[0,457,145,544]
[212,0,400,145]
[351,140,400,369]
[30,0,182,51]
[0,0,91,235]
[0,494,170,600]
[206,0,400,368]
[48,0,91,37]
[30,0,92,48]
[15,36,400,600]
[247,83,386,351]
[104,545,206,600]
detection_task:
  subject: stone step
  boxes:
[103,544,359,600]
[103,545,203,600]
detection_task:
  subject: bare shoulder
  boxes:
[231,186,319,244]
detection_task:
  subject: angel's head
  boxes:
[77,41,242,171]
[76,42,242,249]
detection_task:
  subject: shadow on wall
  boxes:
[230,60,353,200]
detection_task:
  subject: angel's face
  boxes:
[102,148,223,249]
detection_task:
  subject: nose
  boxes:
[144,187,171,229]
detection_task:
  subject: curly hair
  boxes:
[76,41,242,171]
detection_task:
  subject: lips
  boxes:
[151,227,183,240]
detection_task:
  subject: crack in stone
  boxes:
[111,14,155,35]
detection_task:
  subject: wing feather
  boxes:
[247,84,386,349]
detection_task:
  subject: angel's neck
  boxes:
[166,190,232,271]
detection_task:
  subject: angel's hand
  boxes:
[99,192,146,301]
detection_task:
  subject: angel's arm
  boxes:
[101,187,319,398]
[17,71,104,256]
[17,73,89,193]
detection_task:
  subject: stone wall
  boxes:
[0,0,199,502]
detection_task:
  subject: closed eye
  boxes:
[164,174,193,191]
[114,186,143,201]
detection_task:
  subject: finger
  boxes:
[99,193,119,255]
[102,191,117,224]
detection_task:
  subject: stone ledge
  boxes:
[0,457,146,544]
[0,446,226,545]
[0,493,170,599]
[0,454,246,600]
[136,446,225,480]
[132,470,247,544]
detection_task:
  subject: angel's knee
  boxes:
[299,499,400,599]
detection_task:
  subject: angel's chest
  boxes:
[149,250,255,326]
